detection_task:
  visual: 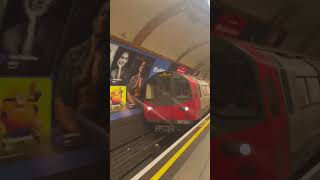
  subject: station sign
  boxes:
[176,65,188,74]
[213,3,287,47]
[214,13,247,38]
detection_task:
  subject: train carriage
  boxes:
[144,71,210,132]
[213,35,320,180]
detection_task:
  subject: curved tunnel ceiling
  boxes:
[219,0,320,58]
[110,0,210,79]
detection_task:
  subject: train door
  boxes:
[252,51,290,179]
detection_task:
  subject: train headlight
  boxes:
[239,144,251,156]
[222,142,252,156]
[180,106,189,111]
[147,106,153,111]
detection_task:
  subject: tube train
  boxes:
[212,35,320,180]
[144,71,210,132]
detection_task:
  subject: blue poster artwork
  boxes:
[148,58,172,78]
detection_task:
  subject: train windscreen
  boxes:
[214,64,258,117]
[145,72,192,106]
[212,37,263,133]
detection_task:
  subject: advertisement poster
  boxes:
[126,54,155,108]
[110,46,136,86]
[110,86,126,112]
[0,0,72,75]
[110,43,119,69]
[148,58,172,78]
[0,77,52,160]
[0,0,7,30]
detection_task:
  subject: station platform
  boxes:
[171,125,210,180]
[308,171,320,180]
[130,115,210,180]
[301,162,320,180]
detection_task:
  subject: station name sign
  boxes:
[176,65,187,74]
[214,13,247,38]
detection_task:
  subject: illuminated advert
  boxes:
[148,58,171,78]
[0,77,52,160]
[110,86,127,112]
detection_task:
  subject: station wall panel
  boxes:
[110,40,198,121]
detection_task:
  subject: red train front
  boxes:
[212,34,320,180]
[144,71,210,132]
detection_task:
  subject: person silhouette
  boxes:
[55,1,107,147]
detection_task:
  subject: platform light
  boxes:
[147,106,153,111]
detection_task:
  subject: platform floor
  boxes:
[301,164,320,180]
[172,128,210,180]
[310,171,320,179]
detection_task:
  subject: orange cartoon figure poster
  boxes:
[110,86,126,112]
[0,77,52,160]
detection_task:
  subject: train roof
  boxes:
[214,35,318,60]
[150,71,209,84]
[215,35,320,77]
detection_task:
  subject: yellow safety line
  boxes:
[150,119,210,180]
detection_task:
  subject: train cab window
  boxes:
[213,36,263,133]
[295,78,309,107]
[205,85,208,95]
[202,85,207,96]
[173,77,192,99]
[200,85,204,96]
[257,50,294,113]
[145,83,154,100]
[200,85,203,96]
[198,84,202,97]
[306,78,320,103]
[145,75,174,105]
[266,77,280,116]
[145,73,192,105]
[204,85,209,95]
[213,62,259,117]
